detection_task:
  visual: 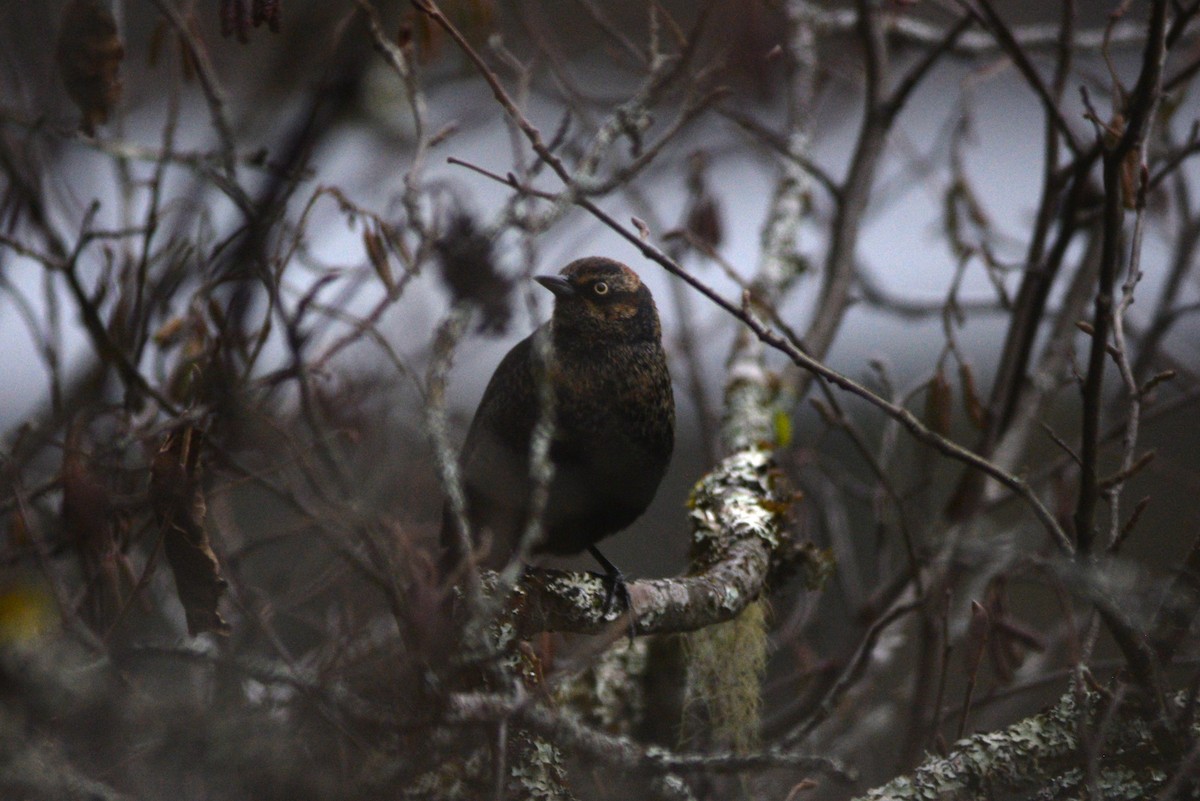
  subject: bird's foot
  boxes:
[596,568,631,618]
[588,545,636,641]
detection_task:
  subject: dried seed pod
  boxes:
[56,0,124,136]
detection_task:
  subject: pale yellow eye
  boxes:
[593,281,609,295]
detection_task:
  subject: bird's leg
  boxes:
[587,545,635,637]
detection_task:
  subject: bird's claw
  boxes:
[595,568,630,619]
[587,545,637,641]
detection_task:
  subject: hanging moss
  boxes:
[680,598,769,755]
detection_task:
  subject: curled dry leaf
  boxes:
[685,196,724,252]
[924,368,953,438]
[56,0,125,136]
[150,426,229,637]
[1121,150,1142,210]
[434,210,511,334]
[958,361,988,430]
[363,227,395,294]
[963,599,990,676]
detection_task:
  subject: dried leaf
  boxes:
[151,426,229,637]
[924,368,952,438]
[153,316,186,347]
[963,600,990,676]
[686,197,723,251]
[958,361,988,430]
[401,9,443,64]
[435,210,510,333]
[1121,149,1141,210]
[56,0,125,136]
[363,228,395,293]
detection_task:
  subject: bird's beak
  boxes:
[535,275,575,298]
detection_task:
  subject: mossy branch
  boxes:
[852,685,1200,801]
[509,446,830,638]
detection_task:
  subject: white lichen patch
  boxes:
[544,573,611,616]
[855,685,1199,801]
[688,447,784,559]
[555,638,649,735]
[510,733,568,801]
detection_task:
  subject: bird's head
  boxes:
[535,257,660,344]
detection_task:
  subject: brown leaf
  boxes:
[963,599,990,677]
[686,197,723,252]
[151,426,229,637]
[435,210,511,333]
[924,368,952,438]
[401,8,443,64]
[56,0,125,136]
[958,361,988,430]
[1121,149,1141,210]
[363,228,395,293]
[153,316,186,347]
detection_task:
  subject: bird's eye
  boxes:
[593,281,609,295]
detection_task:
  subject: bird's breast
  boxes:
[550,343,674,470]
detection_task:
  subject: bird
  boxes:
[441,257,675,602]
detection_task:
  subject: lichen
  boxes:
[554,638,649,736]
[687,447,784,564]
[680,599,769,755]
[509,730,571,801]
[853,685,1200,801]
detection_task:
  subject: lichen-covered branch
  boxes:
[445,690,852,795]
[852,686,1200,801]
[509,446,830,639]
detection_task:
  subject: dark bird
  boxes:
[442,257,675,595]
